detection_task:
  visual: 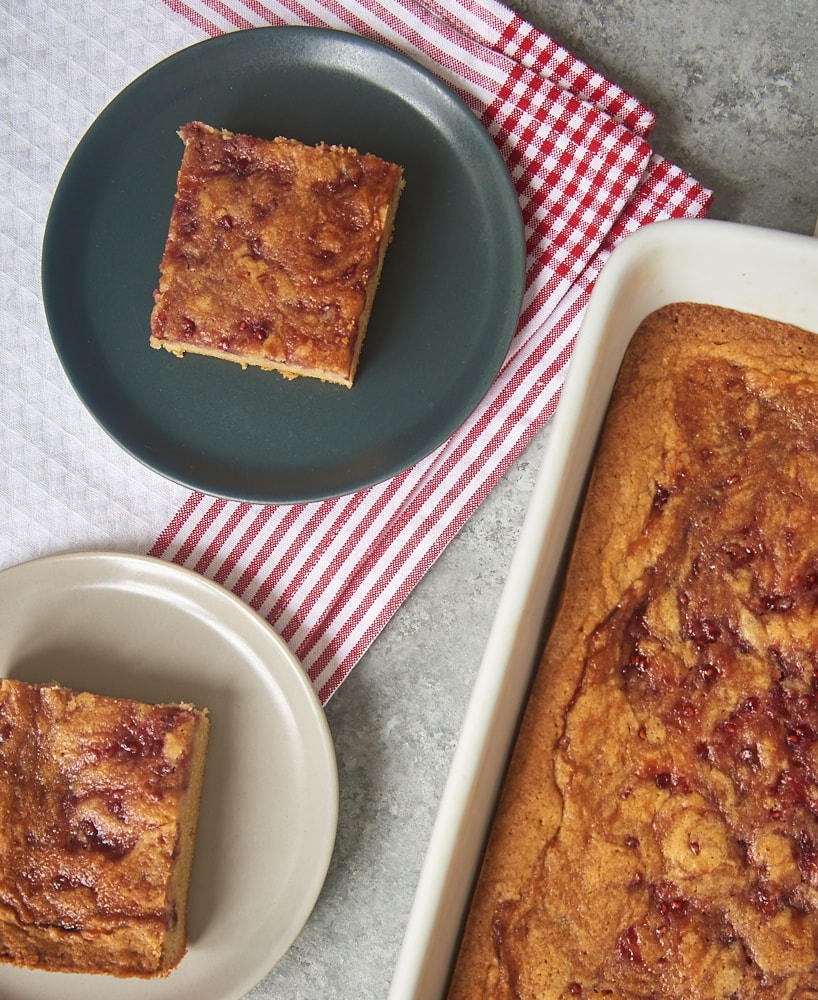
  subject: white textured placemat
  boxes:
[1,0,199,570]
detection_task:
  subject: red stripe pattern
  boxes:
[152,0,712,704]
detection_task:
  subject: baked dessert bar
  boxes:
[149,121,405,387]
[448,304,818,999]
[0,679,209,978]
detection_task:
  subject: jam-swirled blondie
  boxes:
[448,303,818,999]
[0,679,209,977]
[149,121,404,387]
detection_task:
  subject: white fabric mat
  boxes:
[1,0,199,571]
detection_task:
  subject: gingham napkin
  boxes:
[150,0,712,702]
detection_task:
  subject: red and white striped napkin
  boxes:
[152,0,712,704]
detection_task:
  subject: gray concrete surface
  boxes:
[255,3,818,998]
[514,0,818,235]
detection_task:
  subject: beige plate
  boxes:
[0,551,338,1000]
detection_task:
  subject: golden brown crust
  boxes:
[448,304,818,999]
[149,121,404,387]
[0,679,209,978]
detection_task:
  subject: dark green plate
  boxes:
[42,27,525,504]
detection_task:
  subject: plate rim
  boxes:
[0,550,339,1000]
[41,25,526,505]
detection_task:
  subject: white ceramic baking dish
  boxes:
[389,217,818,999]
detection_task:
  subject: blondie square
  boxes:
[149,121,404,387]
[0,679,209,978]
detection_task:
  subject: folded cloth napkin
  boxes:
[151,0,712,703]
